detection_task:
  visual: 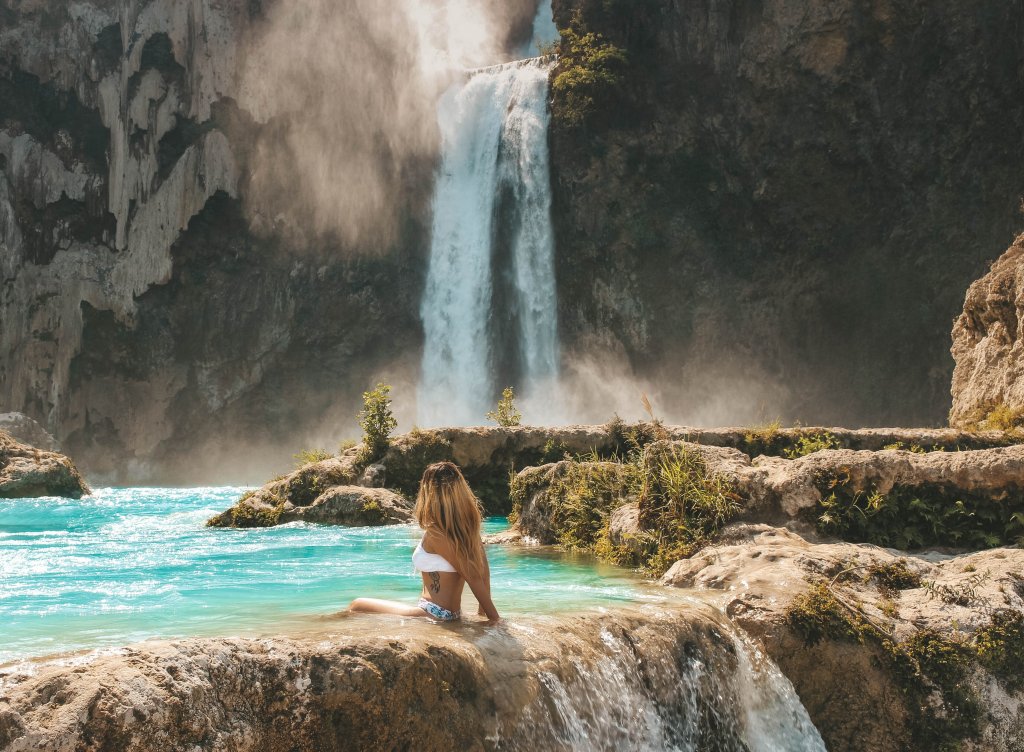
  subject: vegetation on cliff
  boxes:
[787,576,1024,751]
[550,11,627,129]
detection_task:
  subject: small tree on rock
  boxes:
[487,387,522,427]
[359,383,397,462]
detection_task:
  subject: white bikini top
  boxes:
[413,539,457,573]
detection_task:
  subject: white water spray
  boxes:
[417,53,559,426]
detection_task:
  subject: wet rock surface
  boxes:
[0,430,89,499]
[0,605,821,752]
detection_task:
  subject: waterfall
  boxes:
[483,607,827,752]
[417,55,559,427]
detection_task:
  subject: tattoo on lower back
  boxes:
[429,572,440,594]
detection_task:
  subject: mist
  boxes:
[239,0,540,249]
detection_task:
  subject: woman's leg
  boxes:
[348,597,426,617]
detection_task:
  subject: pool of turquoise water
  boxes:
[0,488,652,664]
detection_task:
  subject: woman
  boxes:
[349,461,500,624]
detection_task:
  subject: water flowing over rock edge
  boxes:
[0,604,825,752]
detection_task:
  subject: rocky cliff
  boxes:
[548,0,1024,427]
[3,0,1023,484]
[0,0,436,483]
[950,233,1024,428]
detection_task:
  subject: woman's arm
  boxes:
[427,531,500,622]
[465,554,500,622]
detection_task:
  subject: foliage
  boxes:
[547,462,630,551]
[635,445,742,574]
[882,441,928,454]
[741,419,784,456]
[923,571,990,606]
[358,383,397,463]
[783,431,841,459]
[786,581,866,646]
[785,578,989,749]
[960,401,1024,432]
[486,386,522,427]
[339,439,358,453]
[539,438,570,463]
[508,442,738,576]
[550,11,628,128]
[816,475,1024,550]
[974,609,1024,692]
[981,402,1024,431]
[293,448,331,468]
[867,559,923,596]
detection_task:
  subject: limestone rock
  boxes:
[0,606,792,752]
[663,524,1024,752]
[950,234,1024,427]
[280,486,413,526]
[0,430,89,499]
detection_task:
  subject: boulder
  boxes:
[0,430,89,499]
[950,234,1024,427]
[280,486,413,526]
[663,524,1024,752]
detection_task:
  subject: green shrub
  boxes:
[509,440,739,575]
[550,10,627,129]
[636,446,741,574]
[358,383,397,462]
[293,448,332,468]
[784,431,841,459]
[975,609,1024,692]
[742,419,784,456]
[486,386,522,427]
[816,475,1024,550]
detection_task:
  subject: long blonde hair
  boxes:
[414,461,485,577]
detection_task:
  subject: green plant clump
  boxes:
[786,580,984,749]
[486,386,522,427]
[783,431,841,459]
[974,609,1024,691]
[817,475,1024,550]
[741,419,784,456]
[635,445,741,574]
[550,11,628,129]
[514,441,740,576]
[293,448,332,468]
[358,383,398,463]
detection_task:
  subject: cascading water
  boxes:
[482,605,827,752]
[417,46,559,426]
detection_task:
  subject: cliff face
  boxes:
[949,233,1024,427]
[0,0,428,482]
[548,0,1024,427]
[3,0,1023,482]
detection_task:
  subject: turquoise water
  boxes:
[0,488,648,664]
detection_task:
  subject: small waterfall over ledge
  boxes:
[417,56,559,427]
[487,606,827,752]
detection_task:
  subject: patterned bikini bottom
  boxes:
[418,598,460,622]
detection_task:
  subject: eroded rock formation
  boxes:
[0,430,89,498]
[951,233,1024,427]
[664,525,1024,752]
[0,605,824,752]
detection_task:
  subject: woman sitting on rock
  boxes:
[349,461,501,624]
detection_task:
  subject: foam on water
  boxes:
[0,487,650,664]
